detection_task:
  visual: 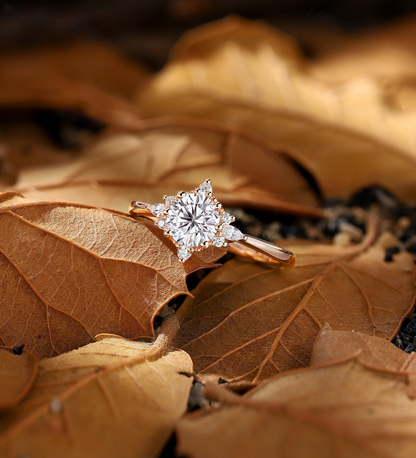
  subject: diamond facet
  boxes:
[165,192,220,248]
[150,203,164,217]
[212,236,225,247]
[222,224,244,241]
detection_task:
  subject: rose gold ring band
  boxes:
[129,201,296,267]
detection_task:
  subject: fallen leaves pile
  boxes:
[1,15,416,458]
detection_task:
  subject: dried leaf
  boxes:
[311,325,411,370]
[176,358,416,458]
[307,16,416,83]
[173,217,416,382]
[0,317,192,458]
[14,118,322,217]
[0,191,225,358]
[0,347,38,411]
[0,67,139,129]
[0,40,148,101]
[136,16,416,201]
[311,326,416,396]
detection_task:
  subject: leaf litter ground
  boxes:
[2,15,416,458]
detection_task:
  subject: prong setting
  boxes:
[149,179,242,261]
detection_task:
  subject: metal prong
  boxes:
[215,202,222,209]
[205,179,211,184]
[177,191,185,198]
[202,241,209,249]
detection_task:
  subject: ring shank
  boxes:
[230,235,295,267]
[129,201,295,267]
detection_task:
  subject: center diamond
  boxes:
[165,192,220,248]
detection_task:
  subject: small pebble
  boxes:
[50,397,63,414]
[187,382,206,412]
[333,232,352,247]
[398,216,411,231]
[338,222,363,242]
[153,315,163,330]
[13,344,25,355]
[384,245,400,262]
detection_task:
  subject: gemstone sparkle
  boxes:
[165,192,220,248]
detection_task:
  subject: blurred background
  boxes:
[2,0,416,68]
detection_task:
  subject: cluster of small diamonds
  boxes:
[150,179,244,262]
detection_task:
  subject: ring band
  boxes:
[128,180,295,267]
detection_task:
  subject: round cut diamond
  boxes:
[150,203,164,217]
[212,236,225,247]
[157,219,166,229]
[177,247,191,261]
[165,192,220,248]
[199,182,212,194]
[222,212,233,224]
[165,196,176,207]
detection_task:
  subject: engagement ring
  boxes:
[129,179,295,267]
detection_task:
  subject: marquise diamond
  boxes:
[222,224,244,241]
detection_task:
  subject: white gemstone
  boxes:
[165,192,220,248]
[199,182,212,194]
[212,236,225,247]
[177,247,191,261]
[165,196,176,207]
[150,203,164,217]
[157,219,166,229]
[222,212,233,224]
[222,224,243,241]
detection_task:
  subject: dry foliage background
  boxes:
[1,11,416,458]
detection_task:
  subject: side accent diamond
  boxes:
[222,224,244,241]
[177,247,191,262]
[165,196,176,207]
[199,182,212,193]
[150,203,164,217]
[222,212,234,224]
[212,236,226,247]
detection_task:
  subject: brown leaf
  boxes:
[176,358,416,458]
[0,191,225,358]
[136,16,416,201]
[307,16,416,83]
[0,40,148,101]
[311,325,410,370]
[0,112,77,190]
[0,316,192,458]
[0,54,140,129]
[13,118,322,217]
[0,347,38,411]
[311,326,416,397]
[172,217,416,382]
